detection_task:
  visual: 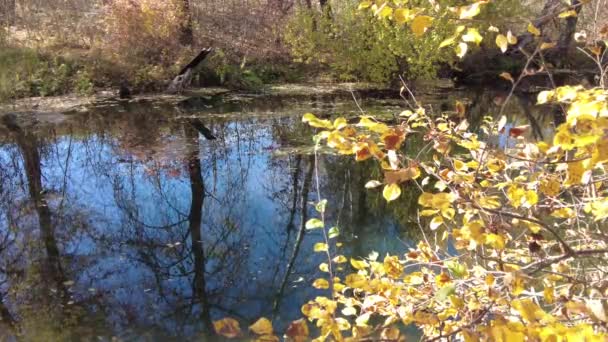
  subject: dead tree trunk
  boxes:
[167,48,213,94]
[517,0,583,58]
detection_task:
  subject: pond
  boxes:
[0,85,558,340]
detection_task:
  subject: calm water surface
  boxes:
[0,86,557,340]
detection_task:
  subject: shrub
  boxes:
[284,4,455,83]
[100,0,191,89]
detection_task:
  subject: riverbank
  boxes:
[0,82,404,115]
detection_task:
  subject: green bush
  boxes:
[0,47,96,102]
[284,4,455,84]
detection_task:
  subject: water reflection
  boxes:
[0,87,558,339]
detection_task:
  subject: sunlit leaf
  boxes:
[456,42,468,59]
[314,242,328,252]
[393,8,413,24]
[328,226,340,239]
[462,28,483,45]
[507,30,517,45]
[527,23,541,36]
[558,10,578,18]
[459,2,482,19]
[383,183,402,202]
[213,318,241,338]
[342,306,357,316]
[312,278,330,289]
[365,180,383,189]
[305,218,324,230]
[499,72,514,83]
[315,200,327,213]
[430,216,444,230]
[435,284,456,301]
[249,317,273,336]
[350,258,369,270]
[496,34,508,53]
[411,15,433,37]
[540,42,557,50]
[333,255,347,264]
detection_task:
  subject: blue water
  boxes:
[0,88,553,340]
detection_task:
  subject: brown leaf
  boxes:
[285,319,309,342]
[382,128,406,150]
[384,165,421,184]
[213,318,241,339]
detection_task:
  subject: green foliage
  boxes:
[73,70,94,96]
[284,3,456,83]
[0,47,95,101]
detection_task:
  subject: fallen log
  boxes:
[167,48,213,94]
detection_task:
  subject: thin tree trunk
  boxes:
[272,155,314,315]
[180,0,194,46]
[184,125,214,335]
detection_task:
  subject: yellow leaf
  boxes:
[505,272,526,296]
[540,176,561,197]
[383,183,402,202]
[485,233,505,250]
[302,113,333,129]
[305,218,324,230]
[356,312,372,327]
[565,161,585,186]
[479,196,502,209]
[249,317,273,336]
[357,116,389,134]
[551,207,575,218]
[558,10,578,18]
[345,273,367,289]
[496,34,508,53]
[333,117,348,130]
[462,28,483,45]
[214,318,241,338]
[411,16,433,37]
[333,255,347,263]
[383,255,403,278]
[377,5,393,18]
[507,185,538,208]
[357,1,372,10]
[507,30,518,45]
[499,72,514,83]
[312,278,330,289]
[544,286,555,304]
[540,42,557,50]
[393,8,413,24]
[527,23,541,36]
[314,243,328,252]
[456,42,469,59]
[319,263,329,272]
[512,298,551,323]
[342,306,357,316]
[430,216,444,230]
[537,90,554,104]
[459,2,482,19]
[350,258,369,270]
[440,36,457,48]
[381,327,401,340]
[525,221,543,234]
[335,317,351,331]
